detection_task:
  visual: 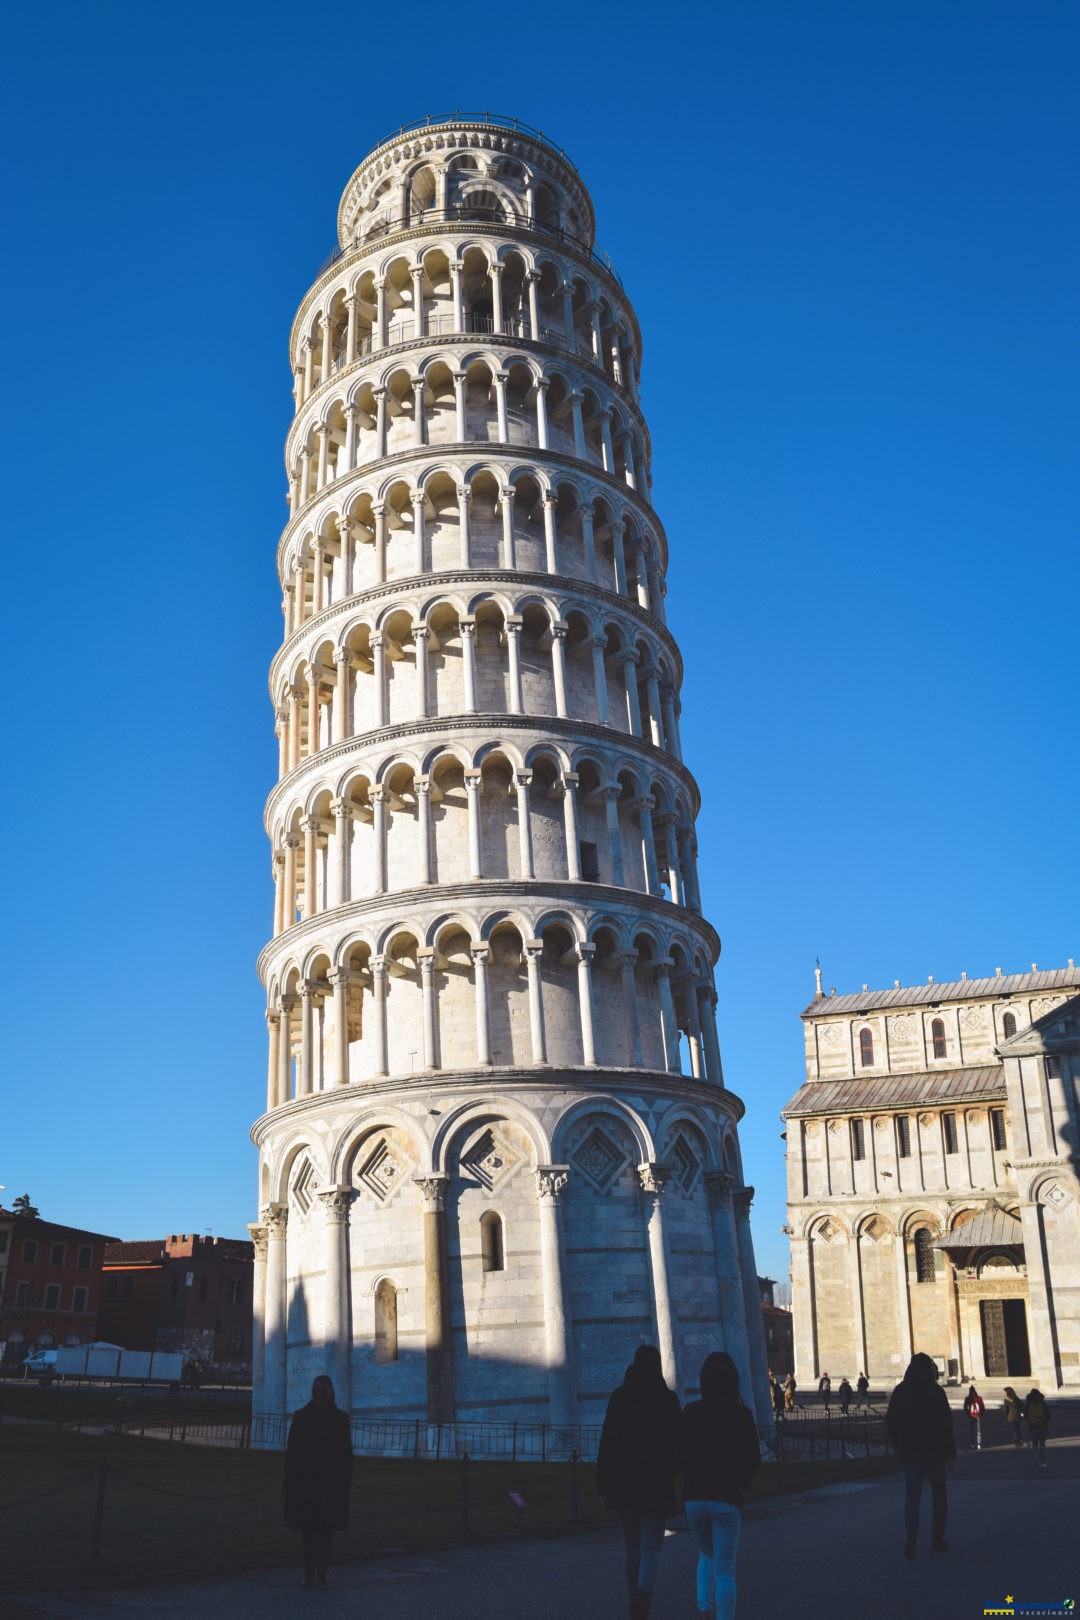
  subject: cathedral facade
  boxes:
[785,964,1080,1388]
[249,115,770,1433]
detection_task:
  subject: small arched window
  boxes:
[931,1018,947,1059]
[480,1211,505,1273]
[1002,1012,1017,1039]
[859,1028,874,1068]
[914,1228,936,1284]
[374,1279,398,1364]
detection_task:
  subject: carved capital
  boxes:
[413,1173,450,1212]
[330,797,354,821]
[261,1203,288,1235]
[247,1223,268,1260]
[704,1171,734,1212]
[535,1164,570,1203]
[637,1163,672,1197]
[733,1185,755,1218]
[318,1187,353,1224]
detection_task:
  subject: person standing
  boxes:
[838,1377,852,1416]
[819,1371,831,1411]
[963,1385,985,1450]
[856,1372,870,1409]
[783,1372,797,1413]
[1003,1386,1026,1447]
[283,1375,353,1588]
[1025,1388,1050,1467]
[769,1372,785,1422]
[886,1353,956,1558]
[680,1351,761,1620]
[597,1344,682,1620]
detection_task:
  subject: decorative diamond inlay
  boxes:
[670,1133,701,1193]
[460,1128,521,1193]
[570,1125,629,1193]
[291,1156,316,1215]
[357,1138,409,1203]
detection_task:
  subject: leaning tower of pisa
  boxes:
[250,114,771,1435]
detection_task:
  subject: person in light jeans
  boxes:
[680,1352,761,1620]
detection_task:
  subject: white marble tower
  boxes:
[250,114,769,1434]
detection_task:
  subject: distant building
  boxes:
[758,1276,794,1378]
[0,1212,118,1363]
[99,1234,254,1375]
[784,964,1080,1389]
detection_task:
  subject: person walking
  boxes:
[783,1372,797,1413]
[819,1371,831,1411]
[885,1353,956,1558]
[838,1377,853,1417]
[962,1385,985,1450]
[283,1374,353,1588]
[769,1372,785,1422]
[1025,1388,1050,1467]
[1003,1386,1026,1447]
[856,1372,870,1409]
[597,1344,681,1620]
[680,1351,761,1620]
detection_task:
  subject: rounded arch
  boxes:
[550,1094,654,1166]
[430,1096,549,1173]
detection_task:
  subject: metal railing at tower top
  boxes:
[316,207,623,287]
[365,112,578,170]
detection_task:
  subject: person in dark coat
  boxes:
[885,1353,956,1558]
[838,1377,853,1416]
[597,1344,681,1620]
[680,1351,761,1620]
[283,1375,353,1588]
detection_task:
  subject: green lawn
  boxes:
[0,1423,898,1595]
[0,1382,250,1428]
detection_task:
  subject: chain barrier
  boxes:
[0,1466,99,1509]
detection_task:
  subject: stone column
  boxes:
[452,370,467,440]
[305,666,322,757]
[372,503,388,583]
[460,618,477,711]
[550,623,568,716]
[410,265,425,339]
[505,618,524,713]
[419,949,437,1069]
[414,1174,454,1422]
[472,946,491,1067]
[330,798,352,907]
[569,391,586,459]
[318,1188,353,1408]
[410,490,426,573]
[515,771,534,878]
[412,377,426,447]
[302,337,315,400]
[373,387,388,457]
[333,648,351,744]
[524,940,548,1064]
[499,489,516,566]
[272,851,286,936]
[319,313,332,379]
[611,520,628,597]
[248,1223,267,1397]
[526,270,540,338]
[265,1010,281,1112]
[535,1166,575,1426]
[705,1173,753,1394]
[298,981,318,1095]
[633,545,651,612]
[1018,1199,1059,1386]
[620,952,644,1066]
[342,404,358,477]
[493,371,509,442]
[590,636,610,723]
[327,967,350,1088]
[315,423,329,492]
[371,634,387,727]
[282,834,300,926]
[561,281,575,345]
[638,1164,678,1393]
[457,485,472,567]
[542,495,558,572]
[676,975,704,1079]
[312,536,326,612]
[623,653,643,736]
[561,773,581,881]
[450,262,464,330]
[579,503,597,582]
[287,682,303,771]
[490,262,504,332]
[275,708,289,778]
[277,995,295,1106]
[634,796,660,895]
[415,776,432,883]
[850,1229,869,1384]
[344,295,358,365]
[654,959,679,1071]
[370,787,387,893]
[299,446,312,508]
[375,278,388,347]
[600,787,625,884]
[300,815,320,917]
[661,817,683,904]
[535,377,549,449]
[599,407,615,473]
[734,1186,774,1426]
[371,955,389,1075]
[574,944,597,1066]
[261,1204,288,1418]
[464,771,483,878]
[642,665,663,747]
[894,1227,913,1370]
[678,827,702,911]
[413,622,429,717]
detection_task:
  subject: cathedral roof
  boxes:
[802,965,1080,1020]
[783,1064,1006,1118]
[934,1206,1024,1250]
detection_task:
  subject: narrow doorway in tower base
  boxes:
[980,1298,1031,1377]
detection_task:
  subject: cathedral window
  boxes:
[913,1228,936,1283]
[859,1028,874,1068]
[374,1280,399,1364]
[480,1211,505,1273]
[931,1018,948,1059]
[990,1109,1007,1150]
[850,1118,865,1161]
[1002,1012,1017,1038]
[942,1112,959,1154]
[1045,1056,1062,1080]
[896,1116,912,1158]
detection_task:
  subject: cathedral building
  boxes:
[249,114,770,1433]
[784,963,1080,1388]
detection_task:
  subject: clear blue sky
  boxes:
[3,2,1077,1284]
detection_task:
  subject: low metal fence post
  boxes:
[90,1459,109,1566]
[461,1451,470,1540]
[570,1448,579,1525]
